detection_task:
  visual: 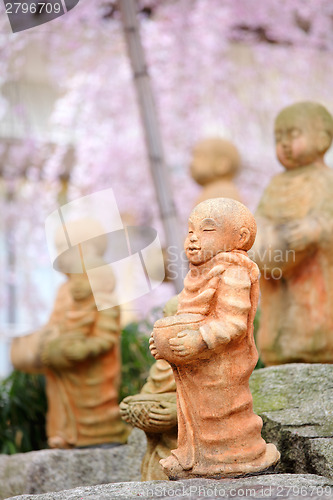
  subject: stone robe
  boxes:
[255,164,333,365]
[45,298,129,447]
[11,283,129,448]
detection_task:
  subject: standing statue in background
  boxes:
[150,198,280,479]
[11,220,129,448]
[120,296,178,481]
[190,137,242,205]
[253,102,333,365]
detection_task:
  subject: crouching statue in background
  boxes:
[120,296,178,481]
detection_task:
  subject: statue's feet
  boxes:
[160,443,280,480]
[48,436,71,449]
[190,443,280,479]
[250,442,280,474]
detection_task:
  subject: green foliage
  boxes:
[0,370,47,454]
[120,309,161,400]
[254,308,265,369]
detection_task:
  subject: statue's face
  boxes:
[190,140,231,185]
[184,212,235,265]
[69,274,92,301]
[274,114,320,170]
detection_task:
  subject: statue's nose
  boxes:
[281,134,290,147]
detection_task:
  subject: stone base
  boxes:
[6,474,333,500]
[250,364,333,479]
[2,364,333,499]
[0,428,146,500]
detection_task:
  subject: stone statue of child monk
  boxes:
[190,138,242,205]
[150,198,280,479]
[11,262,129,448]
[253,102,333,365]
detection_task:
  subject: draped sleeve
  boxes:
[199,265,252,349]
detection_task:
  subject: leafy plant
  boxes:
[0,370,47,454]
[120,308,162,400]
[254,309,265,369]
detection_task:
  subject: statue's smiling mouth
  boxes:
[282,147,292,158]
[188,246,201,252]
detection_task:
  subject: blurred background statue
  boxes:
[190,137,242,205]
[253,102,333,365]
[11,220,130,448]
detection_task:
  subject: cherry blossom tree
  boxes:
[1,0,333,323]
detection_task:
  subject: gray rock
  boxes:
[250,364,333,479]
[0,428,146,500]
[6,474,333,500]
[2,364,333,499]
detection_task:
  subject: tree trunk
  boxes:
[119,0,184,293]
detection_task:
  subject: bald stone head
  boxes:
[185,198,257,265]
[190,138,241,186]
[54,218,108,274]
[274,102,333,170]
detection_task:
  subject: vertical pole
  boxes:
[119,0,184,292]
[6,182,16,326]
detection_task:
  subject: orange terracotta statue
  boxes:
[150,198,280,479]
[120,296,178,481]
[11,256,129,448]
[190,137,242,205]
[253,102,333,365]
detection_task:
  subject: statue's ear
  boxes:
[317,131,332,154]
[238,227,251,249]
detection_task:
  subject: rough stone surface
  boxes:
[250,364,333,479]
[0,428,146,500]
[6,474,333,500]
[2,364,333,499]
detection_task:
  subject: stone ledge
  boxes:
[250,364,333,479]
[6,474,333,500]
[0,429,146,500]
[2,364,333,498]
